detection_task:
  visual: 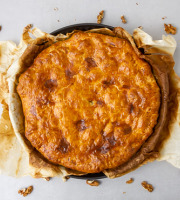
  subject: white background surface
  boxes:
[0,0,180,199]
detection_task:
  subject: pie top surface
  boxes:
[17,31,160,173]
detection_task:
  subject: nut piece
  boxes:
[138,26,143,29]
[164,24,177,35]
[97,10,104,24]
[141,181,154,192]
[162,16,167,20]
[18,186,33,197]
[44,177,50,181]
[86,180,100,186]
[23,24,33,34]
[0,25,2,31]
[65,176,70,181]
[121,15,127,24]
[126,178,134,184]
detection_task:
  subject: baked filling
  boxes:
[17,31,160,173]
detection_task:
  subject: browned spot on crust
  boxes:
[57,137,70,154]
[44,79,58,91]
[100,133,116,154]
[88,100,94,105]
[106,135,116,146]
[102,79,115,88]
[124,125,132,135]
[109,42,115,46]
[36,98,55,106]
[122,85,130,89]
[114,122,132,135]
[36,98,49,106]
[141,181,154,192]
[65,68,75,79]
[100,144,109,154]
[85,57,97,71]
[30,105,37,116]
[113,121,120,127]
[76,120,87,131]
[129,104,134,113]
[97,100,104,106]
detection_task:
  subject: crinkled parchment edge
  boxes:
[133,29,180,168]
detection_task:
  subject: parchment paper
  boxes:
[0,25,179,180]
[133,28,180,168]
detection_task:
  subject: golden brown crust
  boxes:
[17,31,160,173]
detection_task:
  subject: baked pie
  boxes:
[17,30,163,173]
[0,25,178,179]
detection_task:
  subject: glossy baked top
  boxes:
[17,31,160,173]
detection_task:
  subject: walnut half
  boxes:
[141,181,154,192]
[18,186,33,197]
[121,15,127,24]
[164,24,177,35]
[97,10,104,24]
[44,177,51,181]
[86,180,100,186]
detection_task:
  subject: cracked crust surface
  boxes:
[17,31,160,173]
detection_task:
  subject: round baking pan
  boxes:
[51,23,114,180]
[51,23,113,35]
